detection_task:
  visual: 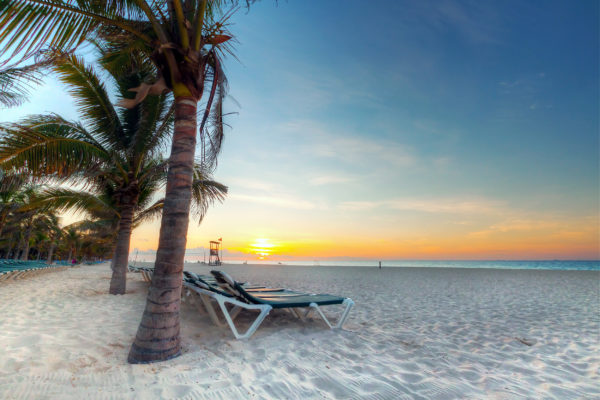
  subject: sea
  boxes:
[171,259,600,271]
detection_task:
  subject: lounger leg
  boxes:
[309,298,354,329]
[336,298,355,328]
[290,308,305,321]
[196,292,229,328]
[214,297,272,340]
[229,306,242,320]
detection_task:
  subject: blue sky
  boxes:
[1,0,598,259]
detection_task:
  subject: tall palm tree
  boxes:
[0,53,227,295]
[0,0,259,363]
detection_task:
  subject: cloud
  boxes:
[227,177,278,192]
[309,174,355,186]
[278,120,419,169]
[420,0,506,45]
[313,134,417,168]
[339,197,504,214]
[338,201,380,211]
[230,193,317,210]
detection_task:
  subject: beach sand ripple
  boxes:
[0,263,598,399]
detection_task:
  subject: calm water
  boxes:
[174,259,600,271]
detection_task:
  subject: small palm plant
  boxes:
[0,53,227,294]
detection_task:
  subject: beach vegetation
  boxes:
[0,0,260,364]
[0,53,227,296]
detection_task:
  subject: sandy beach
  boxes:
[0,262,598,399]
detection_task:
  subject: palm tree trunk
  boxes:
[15,233,25,260]
[128,96,197,364]
[47,242,55,265]
[109,202,136,295]
[5,236,15,259]
[67,248,73,263]
[0,213,6,238]
[20,223,33,260]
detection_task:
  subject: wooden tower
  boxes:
[208,240,221,266]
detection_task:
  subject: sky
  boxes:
[0,0,598,261]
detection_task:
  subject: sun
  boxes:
[249,238,276,259]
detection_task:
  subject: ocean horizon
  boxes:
[131,258,600,271]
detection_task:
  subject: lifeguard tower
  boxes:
[208,240,221,266]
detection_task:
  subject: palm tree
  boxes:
[0,53,227,295]
[63,227,81,263]
[0,0,258,363]
[45,218,62,264]
[0,182,45,260]
[0,173,27,238]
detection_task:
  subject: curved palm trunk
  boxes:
[128,96,197,364]
[109,202,136,294]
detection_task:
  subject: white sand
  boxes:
[0,263,598,399]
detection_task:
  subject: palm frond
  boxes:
[198,50,228,167]
[35,187,119,218]
[0,114,107,178]
[0,62,48,107]
[0,0,152,65]
[141,102,175,156]
[52,54,125,150]
[0,0,99,64]
[133,198,164,227]
[0,170,28,193]
[190,164,228,223]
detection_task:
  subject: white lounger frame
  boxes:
[183,282,355,339]
[184,282,272,339]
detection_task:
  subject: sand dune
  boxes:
[0,263,598,399]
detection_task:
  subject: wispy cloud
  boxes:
[309,174,355,186]
[339,197,504,214]
[469,219,559,237]
[227,177,279,192]
[419,0,507,45]
[315,135,417,167]
[278,119,419,169]
[230,193,318,210]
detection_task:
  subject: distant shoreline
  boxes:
[131,259,600,271]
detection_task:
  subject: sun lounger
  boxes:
[183,274,272,340]
[0,261,69,282]
[182,270,354,339]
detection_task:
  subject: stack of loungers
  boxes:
[129,265,354,339]
[0,260,70,282]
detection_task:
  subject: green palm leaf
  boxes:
[0,114,107,178]
[34,187,119,218]
[191,163,228,222]
[0,62,48,107]
[52,54,125,150]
